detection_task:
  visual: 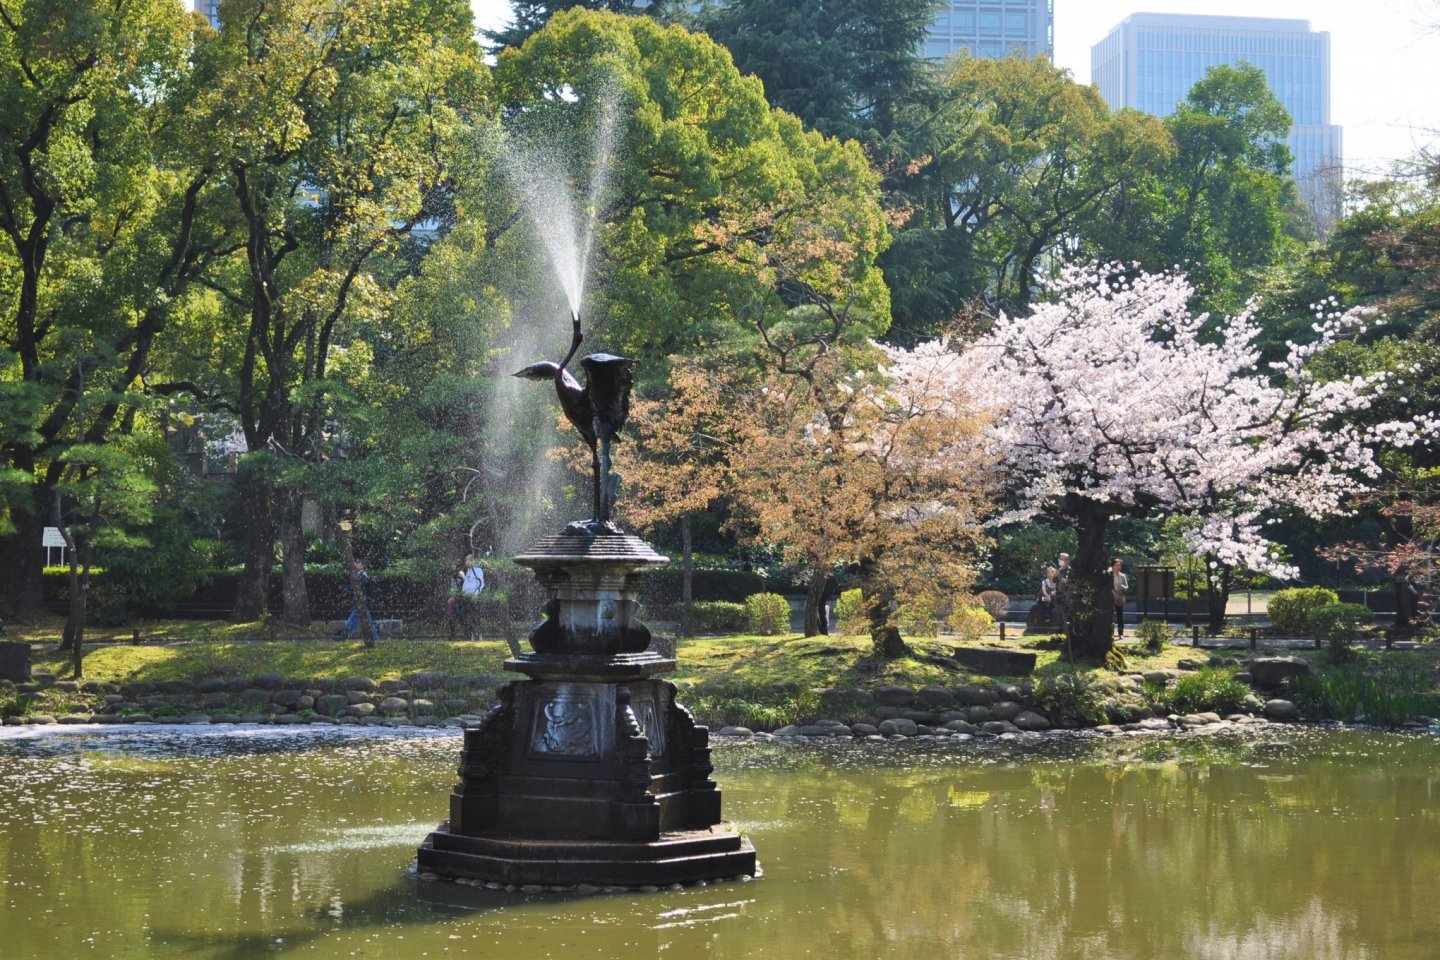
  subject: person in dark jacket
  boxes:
[344,559,380,642]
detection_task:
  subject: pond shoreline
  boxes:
[4,714,1438,745]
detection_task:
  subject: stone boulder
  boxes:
[1249,657,1311,688]
[0,642,31,683]
[715,726,753,737]
[951,647,1036,677]
[378,696,410,715]
[872,685,914,706]
[916,687,956,708]
[952,685,994,706]
[1013,711,1051,731]
[1263,699,1300,720]
[878,718,919,736]
[990,701,1022,722]
[316,694,349,716]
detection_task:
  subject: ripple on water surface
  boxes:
[1,724,1438,960]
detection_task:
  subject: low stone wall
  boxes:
[3,654,1434,736]
[0,670,500,729]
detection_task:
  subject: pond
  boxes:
[0,725,1436,959]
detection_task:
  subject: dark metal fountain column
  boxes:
[416,318,756,888]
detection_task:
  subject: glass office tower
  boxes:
[191,0,218,27]
[925,0,1055,61]
[1092,13,1343,231]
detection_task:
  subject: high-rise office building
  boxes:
[1091,13,1343,230]
[190,0,218,27]
[925,1,1054,61]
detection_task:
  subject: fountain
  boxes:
[415,111,756,888]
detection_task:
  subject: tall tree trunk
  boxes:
[803,563,827,638]
[278,489,309,630]
[51,492,85,677]
[1066,498,1114,661]
[1,478,47,619]
[860,557,907,659]
[679,513,694,640]
[1206,557,1233,634]
[232,470,274,622]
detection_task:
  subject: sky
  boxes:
[468,0,1440,174]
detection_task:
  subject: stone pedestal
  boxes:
[0,642,31,683]
[416,530,756,887]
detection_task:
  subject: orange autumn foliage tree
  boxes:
[622,331,994,658]
[619,363,730,638]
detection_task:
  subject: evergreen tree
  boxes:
[701,0,939,144]
[487,0,671,51]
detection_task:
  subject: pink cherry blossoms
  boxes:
[883,266,1432,579]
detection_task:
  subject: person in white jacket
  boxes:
[459,554,485,640]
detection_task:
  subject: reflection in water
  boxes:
[1,726,1438,959]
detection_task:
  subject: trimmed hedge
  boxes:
[636,568,803,612]
[40,560,800,625]
[1268,587,1341,634]
[42,565,528,623]
[691,601,747,633]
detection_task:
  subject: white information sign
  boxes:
[42,527,69,548]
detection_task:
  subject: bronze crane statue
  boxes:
[514,311,633,529]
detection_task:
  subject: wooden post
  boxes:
[1000,621,1007,643]
[1249,627,1258,651]
[1192,625,1200,648]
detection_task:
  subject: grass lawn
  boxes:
[7,614,1264,688]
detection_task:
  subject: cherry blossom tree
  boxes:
[895,267,1430,659]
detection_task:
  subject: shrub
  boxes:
[1166,667,1250,715]
[743,592,791,636]
[691,601,747,633]
[835,588,866,635]
[1307,602,1372,661]
[898,600,940,638]
[1137,618,1170,654]
[1291,665,1438,725]
[1032,674,1107,726]
[948,605,993,642]
[977,590,1010,620]
[1267,587,1340,634]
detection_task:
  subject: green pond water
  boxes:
[1,725,1437,960]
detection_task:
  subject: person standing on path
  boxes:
[345,559,381,643]
[460,554,485,640]
[1111,558,1129,638]
[1040,566,1059,630]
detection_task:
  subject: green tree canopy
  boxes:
[884,55,1172,335]
[700,0,939,145]
[0,0,214,617]
[1088,63,1306,313]
[489,9,892,368]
